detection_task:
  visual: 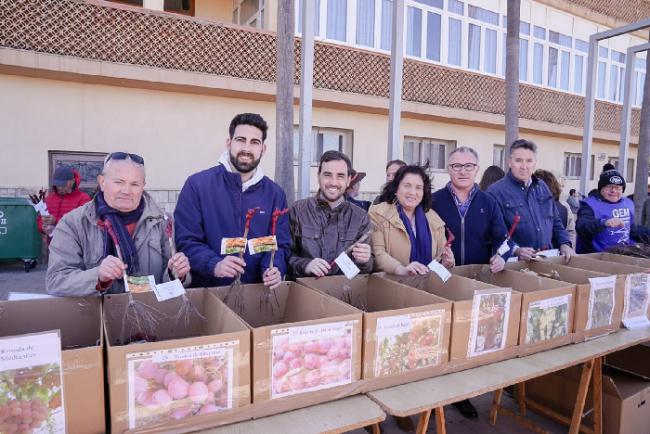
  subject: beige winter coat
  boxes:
[368,202,447,273]
[46,193,182,296]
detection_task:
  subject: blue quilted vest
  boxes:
[584,196,635,252]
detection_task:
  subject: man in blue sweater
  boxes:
[487,139,574,262]
[431,146,508,420]
[174,113,290,288]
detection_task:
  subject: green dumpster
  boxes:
[0,197,41,270]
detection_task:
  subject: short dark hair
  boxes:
[229,113,268,142]
[478,165,505,191]
[509,139,537,155]
[385,159,407,171]
[569,188,576,195]
[378,165,433,212]
[318,150,352,175]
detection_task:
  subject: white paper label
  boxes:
[467,288,512,358]
[0,331,66,433]
[335,252,360,280]
[8,292,55,300]
[497,239,510,256]
[427,260,451,283]
[525,294,571,344]
[153,279,186,302]
[374,310,445,377]
[270,321,355,398]
[126,341,237,430]
[622,273,650,330]
[586,275,617,330]
[31,200,50,216]
[535,248,560,258]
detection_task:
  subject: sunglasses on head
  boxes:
[104,152,145,165]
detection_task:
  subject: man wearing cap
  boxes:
[576,169,650,253]
[345,169,371,211]
[38,167,91,238]
[46,152,191,296]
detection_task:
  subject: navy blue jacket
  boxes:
[174,165,290,287]
[487,171,570,250]
[432,185,510,265]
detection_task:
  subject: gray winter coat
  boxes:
[46,193,180,296]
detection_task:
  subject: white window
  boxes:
[564,153,582,178]
[380,0,393,50]
[493,144,505,169]
[292,127,353,166]
[233,0,265,29]
[426,11,442,61]
[448,17,462,66]
[406,6,423,57]
[608,157,635,181]
[327,0,347,41]
[403,137,456,171]
[356,0,375,46]
[533,42,544,85]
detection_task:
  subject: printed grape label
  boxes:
[0,331,66,433]
[586,275,617,330]
[125,275,156,293]
[374,310,445,377]
[622,273,650,329]
[126,341,237,430]
[525,294,571,344]
[467,288,512,358]
[270,321,356,398]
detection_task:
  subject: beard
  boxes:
[230,150,261,173]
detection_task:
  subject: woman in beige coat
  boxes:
[369,165,454,275]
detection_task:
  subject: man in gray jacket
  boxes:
[289,151,373,278]
[46,152,190,296]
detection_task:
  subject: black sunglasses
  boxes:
[105,152,145,165]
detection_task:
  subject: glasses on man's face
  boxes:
[104,152,145,165]
[604,185,623,192]
[449,163,478,172]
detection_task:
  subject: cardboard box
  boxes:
[605,343,650,380]
[103,288,251,434]
[0,297,105,434]
[526,367,650,434]
[581,252,650,270]
[209,282,363,418]
[382,272,522,372]
[297,274,452,391]
[453,265,575,356]
[505,260,624,342]
[545,256,650,327]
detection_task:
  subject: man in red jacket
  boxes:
[38,167,91,237]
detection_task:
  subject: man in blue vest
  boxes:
[431,146,509,420]
[487,139,574,262]
[174,113,290,288]
[576,169,650,253]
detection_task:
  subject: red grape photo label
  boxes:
[374,310,446,377]
[467,289,512,358]
[0,331,66,434]
[270,321,356,399]
[126,341,236,430]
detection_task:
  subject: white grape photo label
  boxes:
[467,288,512,358]
[270,321,355,399]
[525,294,571,344]
[126,341,236,430]
[0,331,66,434]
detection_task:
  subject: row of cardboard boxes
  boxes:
[2,252,650,433]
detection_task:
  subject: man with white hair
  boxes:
[46,152,190,296]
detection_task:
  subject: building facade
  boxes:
[1,0,649,210]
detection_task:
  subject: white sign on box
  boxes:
[335,252,360,280]
[427,260,451,282]
[153,279,186,302]
[497,239,510,256]
[0,331,66,433]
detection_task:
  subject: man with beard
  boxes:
[174,113,289,288]
[288,151,373,278]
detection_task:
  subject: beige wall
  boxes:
[0,73,638,200]
[194,0,233,23]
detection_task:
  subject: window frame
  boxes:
[403,136,456,172]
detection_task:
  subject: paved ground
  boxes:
[0,260,567,433]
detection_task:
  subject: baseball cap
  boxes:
[53,166,75,187]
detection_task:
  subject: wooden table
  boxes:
[199,395,386,434]
[367,327,650,434]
